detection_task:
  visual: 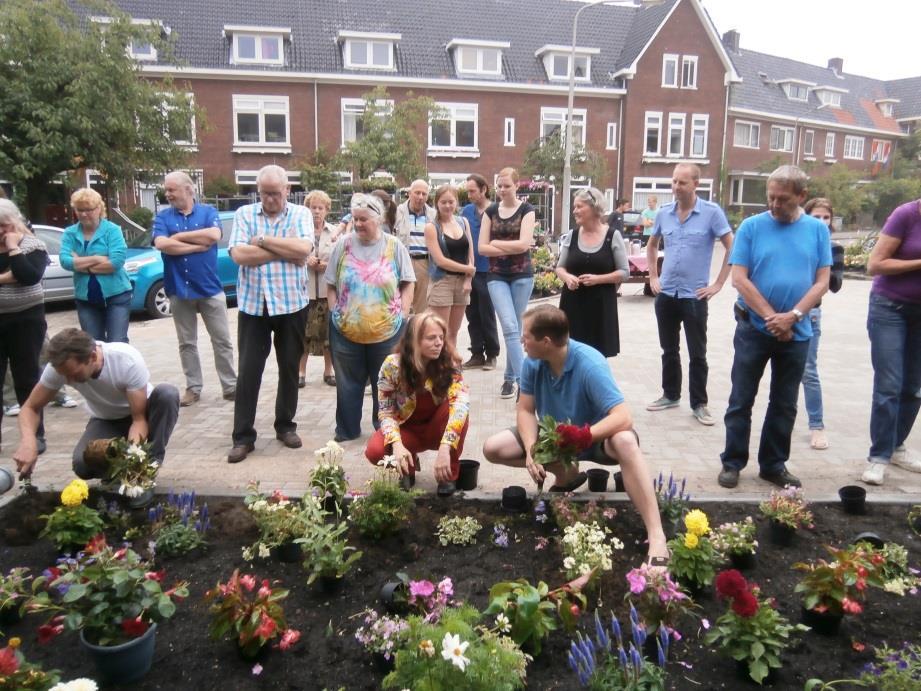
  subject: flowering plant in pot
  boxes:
[147,491,209,558]
[349,461,416,540]
[532,415,593,469]
[710,516,758,568]
[704,569,808,684]
[0,636,61,689]
[759,486,814,531]
[875,543,921,596]
[241,483,311,561]
[666,509,718,590]
[354,608,410,664]
[310,440,349,514]
[296,496,362,587]
[625,563,698,637]
[39,480,105,552]
[0,567,31,624]
[103,438,158,500]
[204,569,301,659]
[561,521,623,580]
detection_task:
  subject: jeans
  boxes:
[654,293,709,408]
[867,293,921,463]
[329,322,404,440]
[171,293,237,395]
[0,304,46,446]
[465,272,500,358]
[721,319,809,474]
[487,276,533,383]
[801,307,824,430]
[76,290,132,343]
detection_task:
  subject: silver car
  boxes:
[32,224,75,303]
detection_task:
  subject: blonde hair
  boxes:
[70,188,107,217]
[305,190,332,210]
[497,167,520,184]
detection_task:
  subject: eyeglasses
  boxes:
[74,207,99,214]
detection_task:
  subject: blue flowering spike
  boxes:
[629,602,639,625]
[594,611,610,651]
[631,645,643,673]
[610,613,623,645]
[618,645,629,670]
[658,626,670,658]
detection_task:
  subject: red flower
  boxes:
[715,570,748,599]
[255,612,276,640]
[144,570,165,582]
[84,534,107,554]
[121,617,149,638]
[258,579,272,598]
[852,641,866,652]
[37,623,64,644]
[556,424,593,450]
[841,597,863,615]
[239,574,257,592]
[277,628,301,651]
[0,646,19,675]
[731,590,759,618]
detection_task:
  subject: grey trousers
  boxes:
[72,383,180,479]
[171,293,237,395]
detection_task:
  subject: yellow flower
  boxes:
[684,532,699,549]
[8,637,20,649]
[60,479,90,507]
[419,639,435,657]
[684,509,710,536]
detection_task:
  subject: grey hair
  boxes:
[350,193,385,217]
[256,164,289,187]
[0,198,24,226]
[409,179,430,193]
[164,171,196,194]
[572,187,607,218]
[768,165,809,195]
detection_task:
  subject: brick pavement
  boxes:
[3,274,920,504]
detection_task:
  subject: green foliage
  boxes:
[531,246,557,272]
[203,175,238,199]
[241,483,314,559]
[859,642,921,690]
[862,176,921,225]
[127,206,154,231]
[300,147,343,196]
[0,567,32,617]
[436,515,483,546]
[155,522,206,558]
[349,467,416,539]
[805,165,866,225]
[39,504,105,551]
[666,533,718,588]
[710,516,758,558]
[521,130,608,187]
[295,497,362,584]
[533,271,563,294]
[793,544,885,616]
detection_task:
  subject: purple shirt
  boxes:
[872,200,921,304]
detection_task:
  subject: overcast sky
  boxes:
[700,0,918,81]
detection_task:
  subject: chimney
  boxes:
[828,57,843,74]
[722,30,740,54]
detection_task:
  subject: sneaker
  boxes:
[646,396,679,412]
[891,446,921,473]
[499,381,518,399]
[692,406,715,426]
[180,389,200,407]
[861,462,887,485]
[717,466,739,488]
[53,394,79,408]
[3,404,20,417]
[463,354,486,369]
[758,468,802,488]
[483,356,497,371]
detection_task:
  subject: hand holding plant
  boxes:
[532,415,593,469]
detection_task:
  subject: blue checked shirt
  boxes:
[229,202,313,316]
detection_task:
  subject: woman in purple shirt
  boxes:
[862,198,921,486]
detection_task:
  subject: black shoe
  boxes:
[758,468,802,488]
[227,443,255,464]
[717,466,739,488]
[333,433,358,443]
[437,482,456,497]
[399,474,416,491]
[463,354,486,369]
[499,381,518,399]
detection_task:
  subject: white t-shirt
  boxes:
[40,342,152,420]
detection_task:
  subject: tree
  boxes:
[332,87,441,185]
[0,0,199,220]
[521,130,609,187]
[805,164,866,225]
[299,147,342,196]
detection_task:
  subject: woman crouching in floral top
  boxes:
[365,312,469,495]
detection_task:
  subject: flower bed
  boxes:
[1,490,920,689]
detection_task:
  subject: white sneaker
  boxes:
[861,462,886,486]
[3,404,20,417]
[891,446,921,473]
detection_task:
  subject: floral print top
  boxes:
[377,354,469,450]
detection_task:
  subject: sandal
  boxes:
[549,472,588,493]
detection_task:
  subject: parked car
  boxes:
[620,210,646,245]
[31,224,75,303]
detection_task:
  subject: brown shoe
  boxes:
[180,389,200,407]
[222,389,236,401]
[227,443,255,464]
[276,431,302,449]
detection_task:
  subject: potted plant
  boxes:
[625,563,698,641]
[311,440,349,515]
[666,509,718,593]
[550,496,617,531]
[532,416,593,489]
[204,570,301,660]
[654,472,690,538]
[39,479,105,554]
[0,567,31,625]
[435,515,483,546]
[296,496,363,592]
[242,483,311,562]
[0,637,62,689]
[27,537,189,684]
[710,516,759,570]
[354,608,410,672]
[349,463,416,540]
[705,569,808,684]
[759,486,814,546]
[103,438,159,507]
[561,521,623,581]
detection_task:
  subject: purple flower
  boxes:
[409,580,435,599]
[626,568,646,594]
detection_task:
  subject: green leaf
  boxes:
[157,596,176,619]
[750,640,765,660]
[62,583,88,602]
[750,658,768,684]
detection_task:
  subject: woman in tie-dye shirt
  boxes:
[365,312,469,495]
[325,194,415,442]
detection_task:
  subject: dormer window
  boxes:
[777,78,814,102]
[535,45,599,82]
[875,99,899,118]
[129,39,156,61]
[338,31,400,71]
[91,16,169,62]
[814,87,847,108]
[447,39,508,78]
[224,25,290,66]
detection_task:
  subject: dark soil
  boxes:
[1,491,920,690]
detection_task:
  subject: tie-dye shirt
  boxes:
[325,232,415,343]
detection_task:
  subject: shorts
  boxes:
[427,273,470,307]
[508,425,640,465]
[304,298,330,356]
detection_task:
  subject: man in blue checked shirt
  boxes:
[226,165,313,464]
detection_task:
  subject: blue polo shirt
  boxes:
[152,202,223,300]
[461,203,489,273]
[652,197,731,298]
[520,340,624,426]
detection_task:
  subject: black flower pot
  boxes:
[801,605,843,635]
[322,495,346,516]
[586,469,609,492]
[272,541,302,563]
[0,605,22,626]
[681,578,707,599]
[735,659,777,685]
[852,531,885,549]
[612,471,625,493]
[457,459,480,491]
[237,640,271,663]
[318,575,344,594]
[768,519,796,547]
[379,580,408,615]
[642,628,661,661]
[838,485,867,515]
[729,550,756,570]
[501,486,529,513]
[372,652,395,674]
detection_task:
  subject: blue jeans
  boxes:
[329,322,404,441]
[867,293,921,463]
[801,307,824,430]
[487,276,533,383]
[721,319,809,474]
[75,290,132,343]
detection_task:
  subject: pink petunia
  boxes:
[278,628,301,651]
[239,574,257,592]
[625,568,647,594]
[409,580,435,599]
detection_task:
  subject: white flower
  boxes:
[50,680,98,691]
[377,455,397,469]
[441,632,470,672]
[495,613,511,633]
[241,546,254,561]
[258,543,271,559]
[563,556,575,570]
[118,483,128,496]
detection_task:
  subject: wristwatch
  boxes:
[792,308,805,322]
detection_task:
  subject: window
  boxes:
[871,139,892,164]
[129,39,156,61]
[681,56,698,89]
[824,132,836,158]
[504,118,515,147]
[540,107,586,147]
[803,130,815,156]
[234,170,300,186]
[535,45,597,82]
[429,173,470,187]
[606,122,617,150]
[733,121,760,149]
[878,102,894,118]
[662,54,678,87]
[730,177,767,206]
[340,98,392,146]
[430,103,478,152]
[782,83,809,101]
[690,114,708,158]
[346,40,393,69]
[817,90,842,108]
[843,135,865,160]
[455,45,502,76]
[232,96,289,148]
[163,93,195,146]
[667,114,685,157]
[232,34,283,65]
[644,112,663,156]
[769,126,794,152]
[549,54,589,80]
[635,177,714,208]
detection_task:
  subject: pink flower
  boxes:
[255,612,277,639]
[0,646,19,675]
[535,537,549,551]
[437,578,454,598]
[144,570,164,582]
[701,618,710,630]
[239,574,257,592]
[841,597,863,615]
[37,623,64,644]
[258,579,272,598]
[626,568,646,594]
[277,628,301,651]
[251,663,263,676]
[409,580,435,599]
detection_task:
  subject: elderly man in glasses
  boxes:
[394,179,435,314]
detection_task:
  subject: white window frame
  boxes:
[162,92,196,148]
[843,135,865,160]
[817,90,842,108]
[803,129,815,156]
[733,120,760,149]
[667,113,686,157]
[606,122,617,151]
[231,34,284,66]
[730,176,768,207]
[644,111,663,156]
[690,114,708,158]
[429,172,471,188]
[504,118,515,147]
[340,97,393,147]
[234,170,300,186]
[546,53,590,82]
[878,102,894,118]
[769,125,795,152]
[824,132,836,159]
[662,53,678,88]
[634,177,714,209]
[782,83,809,101]
[453,45,503,77]
[540,107,586,147]
[344,39,395,70]
[129,38,157,61]
[680,56,698,89]
[231,95,290,152]
[429,102,479,155]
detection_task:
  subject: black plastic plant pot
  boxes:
[735,659,777,685]
[838,485,867,515]
[372,652,395,674]
[729,550,756,571]
[586,468,609,492]
[613,471,625,493]
[801,605,843,636]
[457,459,480,491]
[273,541,302,563]
[768,519,796,547]
[318,575,344,594]
[501,485,529,513]
[852,531,885,549]
[379,580,408,615]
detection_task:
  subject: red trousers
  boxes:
[365,389,468,481]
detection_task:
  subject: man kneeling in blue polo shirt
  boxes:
[482,304,668,566]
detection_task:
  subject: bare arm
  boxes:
[399,281,414,317]
[590,402,634,442]
[229,244,280,267]
[696,232,734,300]
[730,264,776,321]
[516,393,544,483]
[763,266,830,339]
[125,388,149,444]
[425,222,475,275]
[477,212,500,257]
[489,210,535,254]
[868,234,921,276]
[0,271,14,284]
[13,384,57,478]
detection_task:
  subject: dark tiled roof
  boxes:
[614,0,678,72]
[887,77,921,121]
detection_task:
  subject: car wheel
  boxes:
[145,280,172,318]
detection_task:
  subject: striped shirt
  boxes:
[229,202,312,316]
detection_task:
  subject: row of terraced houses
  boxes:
[57,0,921,230]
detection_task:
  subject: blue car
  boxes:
[125,211,239,318]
